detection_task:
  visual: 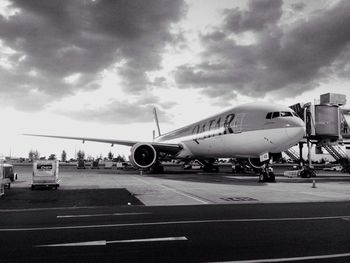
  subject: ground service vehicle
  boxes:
[0,163,17,189]
[0,165,6,198]
[32,160,59,190]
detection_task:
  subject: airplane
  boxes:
[24,102,305,182]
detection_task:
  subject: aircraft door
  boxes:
[232,113,245,133]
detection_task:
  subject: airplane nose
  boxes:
[285,118,306,140]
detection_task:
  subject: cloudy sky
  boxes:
[0,0,349,160]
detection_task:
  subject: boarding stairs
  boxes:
[284,148,299,162]
[322,144,350,173]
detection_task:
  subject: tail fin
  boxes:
[153,107,161,137]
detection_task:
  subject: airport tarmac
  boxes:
[6,164,350,207]
[2,164,350,262]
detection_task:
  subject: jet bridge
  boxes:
[289,93,350,174]
[340,109,350,139]
[320,144,350,173]
[284,148,299,162]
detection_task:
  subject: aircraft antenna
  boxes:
[153,107,162,137]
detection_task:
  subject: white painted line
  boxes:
[108,236,187,244]
[57,212,151,219]
[134,177,152,185]
[2,215,350,232]
[214,252,350,262]
[37,240,107,247]
[135,175,210,204]
[160,184,210,204]
[36,236,187,247]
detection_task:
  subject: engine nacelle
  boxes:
[130,143,157,169]
[248,157,266,169]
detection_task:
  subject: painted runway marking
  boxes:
[220,197,258,202]
[37,240,107,247]
[160,184,210,204]
[134,177,153,185]
[135,175,210,204]
[57,212,151,219]
[36,237,188,247]
[216,252,350,262]
[2,215,350,232]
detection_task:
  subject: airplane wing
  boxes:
[23,134,182,154]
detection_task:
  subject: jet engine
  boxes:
[130,143,157,169]
[248,157,266,169]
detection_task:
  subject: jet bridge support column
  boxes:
[299,142,304,167]
[307,139,313,168]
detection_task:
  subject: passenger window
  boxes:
[266,112,272,119]
[272,112,280,118]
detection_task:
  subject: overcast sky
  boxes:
[0,0,349,160]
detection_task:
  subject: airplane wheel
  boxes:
[268,172,275,182]
[203,166,210,172]
[259,172,268,182]
[300,170,311,178]
[150,165,164,174]
[157,166,164,173]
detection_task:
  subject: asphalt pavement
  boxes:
[2,164,350,262]
[1,201,350,262]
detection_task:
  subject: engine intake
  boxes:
[130,143,157,169]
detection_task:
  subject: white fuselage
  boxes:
[155,102,305,159]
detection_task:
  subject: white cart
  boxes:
[32,160,60,190]
[0,166,5,199]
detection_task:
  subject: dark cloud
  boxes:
[0,0,186,110]
[223,0,283,33]
[175,0,350,100]
[62,94,173,124]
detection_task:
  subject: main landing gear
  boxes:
[258,163,275,183]
[149,161,164,174]
[202,160,219,173]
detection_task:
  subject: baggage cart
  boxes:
[32,160,59,190]
[0,166,5,199]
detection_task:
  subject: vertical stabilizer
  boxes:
[153,107,161,137]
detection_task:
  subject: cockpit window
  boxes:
[280,111,293,117]
[272,112,280,118]
[267,111,297,119]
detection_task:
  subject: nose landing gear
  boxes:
[258,163,275,182]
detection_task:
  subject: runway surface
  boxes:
[1,200,350,262]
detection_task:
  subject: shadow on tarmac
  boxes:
[0,188,144,209]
